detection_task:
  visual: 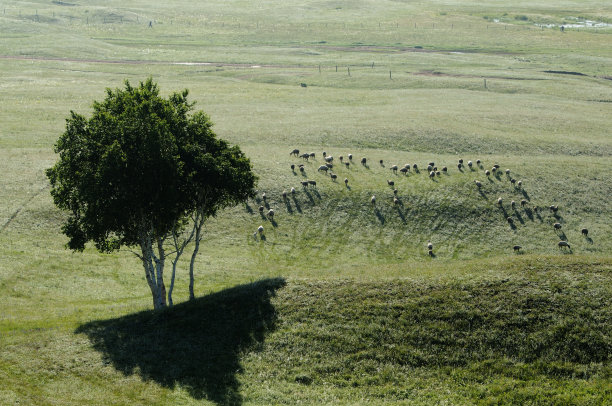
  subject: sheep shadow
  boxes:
[303,189,315,204]
[414,168,420,174]
[514,211,525,225]
[362,163,370,170]
[284,200,293,214]
[75,278,286,405]
[458,167,464,173]
[585,237,593,244]
[535,211,543,222]
[487,177,494,183]
[291,196,302,213]
[428,251,437,258]
[244,203,254,214]
[374,208,385,225]
[553,213,563,221]
[557,231,568,241]
[264,201,270,209]
[525,208,534,221]
[559,247,573,254]
[312,189,321,199]
[380,162,385,168]
[292,170,297,176]
[345,185,352,191]
[477,189,487,199]
[260,234,267,241]
[300,171,307,177]
[395,207,407,224]
[521,190,530,200]
[269,218,278,228]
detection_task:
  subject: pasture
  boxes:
[1,0,611,404]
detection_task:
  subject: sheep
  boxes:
[485,170,491,176]
[258,225,264,234]
[301,181,309,187]
[429,171,435,179]
[348,154,353,160]
[330,173,338,181]
[510,178,516,185]
[393,197,399,206]
[299,166,305,173]
[300,153,310,160]
[322,151,327,157]
[259,205,264,213]
[476,159,481,165]
[497,197,503,206]
[428,249,434,257]
[507,217,514,225]
[511,200,516,209]
[549,205,558,213]
[581,228,589,237]
[371,195,376,206]
[468,161,473,168]
[318,165,329,173]
[325,155,334,163]
[517,180,522,188]
[427,241,433,250]
[412,164,418,170]
[380,159,384,166]
[493,164,500,169]
[427,165,433,172]
[442,166,447,173]
[299,164,304,168]
[475,180,482,187]
[291,164,295,171]
[553,222,562,230]
[309,152,316,159]
[428,162,435,167]
[326,163,333,169]
[399,167,408,175]
[393,188,398,195]
[361,157,367,165]
[505,169,510,175]
[433,166,438,171]
[459,159,464,165]
[344,161,350,168]
[267,209,275,219]
[513,245,522,252]
[387,180,395,186]
[391,164,398,173]
[344,178,349,186]
[262,192,267,201]
[290,149,299,156]
[282,190,287,199]
[436,171,441,176]
[491,167,497,173]
[558,241,571,249]
[457,163,462,170]
[521,199,527,207]
[308,180,317,187]
[339,155,343,162]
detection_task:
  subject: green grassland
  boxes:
[1,0,611,404]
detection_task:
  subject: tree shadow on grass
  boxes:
[75,278,286,405]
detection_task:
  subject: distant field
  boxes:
[1,1,611,405]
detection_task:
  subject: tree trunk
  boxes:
[139,229,167,310]
[188,221,203,301]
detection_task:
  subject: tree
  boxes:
[46,78,257,309]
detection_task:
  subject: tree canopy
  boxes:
[47,78,257,308]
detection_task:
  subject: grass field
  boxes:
[1,0,611,404]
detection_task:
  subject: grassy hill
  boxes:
[1,0,611,404]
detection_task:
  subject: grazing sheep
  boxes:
[533,205,539,213]
[517,180,522,188]
[300,153,310,160]
[459,159,464,165]
[258,225,264,234]
[325,156,333,163]
[558,241,571,249]
[429,171,435,179]
[427,241,433,250]
[308,180,317,187]
[485,170,491,176]
[282,190,287,199]
[259,205,264,213]
[339,156,343,162]
[291,187,296,194]
[549,205,558,213]
[309,152,316,159]
[262,192,267,200]
[413,164,418,170]
[505,169,510,175]
[511,200,516,209]
[491,167,497,173]
[345,161,350,168]
[267,209,275,219]
[467,161,473,168]
[433,166,438,171]
[326,163,333,169]
[393,197,399,206]
[513,245,522,252]
[301,181,309,187]
[348,154,353,160]
[290,149,299,156]
[428,162,435,167]
[554,222,562,230]
[361,157,367,165]
[436,171,441,176]
[400,167,408,174]
[291,164,295,171]
[497,197,503,206]
[318,165,329,172]
[380,159,384,166]
[521,199,527,207]
[323,151,327,157]
[457,163,462,170]
[510,178,516,185]
[344,178,349,185]
[371,195,376,205]
[330,173,338,181]
[391,164,398,173]
[299,166,305,173]
[427,165,433,172]
[476,159,481,165]
[393,188,398,195]
[507,217,514,224]
[581,228,589,237]
[475,180,482,187]
[442,166,447,173]
[387,180,395,186]
[493,164,500,169]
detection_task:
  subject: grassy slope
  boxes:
[1,0,611,404]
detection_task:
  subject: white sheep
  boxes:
[267,209,275,218]
[371,195,376,205]
[348,154,353,160]
[474,180,482,187]
[318,165,329,172]
[258,225,264,234]
[291,187,296,194]
[497,197,503,206]
[391,165,398,173]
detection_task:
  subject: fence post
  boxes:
[348,67,350,76]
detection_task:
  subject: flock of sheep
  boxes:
[252,148,589,255]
